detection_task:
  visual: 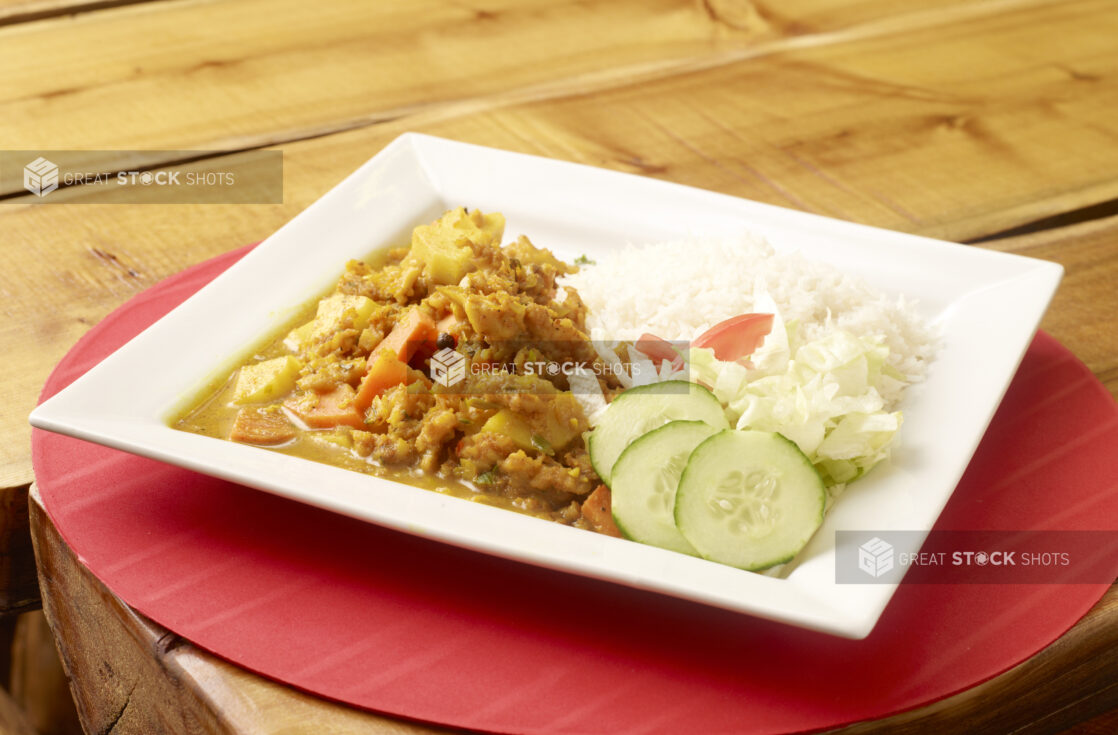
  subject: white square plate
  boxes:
[30,133,1062,638]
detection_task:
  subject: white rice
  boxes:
[560,235,938,407]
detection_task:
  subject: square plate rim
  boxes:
[30,131,1064,639]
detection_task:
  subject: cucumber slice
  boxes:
[588,381,729,484]
[610,421,720,555]
[675,430,825,571]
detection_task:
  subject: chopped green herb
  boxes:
[574,254,596,266]
[457,416,472,426]
[530,434,553,455]
[475,468,498,485]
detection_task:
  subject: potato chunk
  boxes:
[481,410,537,453]
[282,321,316,352]
[408,207,505,285]
[233,355,302,404]
[313,293,378,334]
[284,293,378,352]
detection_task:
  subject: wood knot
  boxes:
[700,0,806,36]
[701,0,768,33]
[618,155,667,175]
[154,631,184,656]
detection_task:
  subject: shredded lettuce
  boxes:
[688,325,902,492]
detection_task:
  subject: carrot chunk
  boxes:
[230,407,297,445]
[375,308,437,364]
[353,351,410,412]
[581,485,622,538]
[350,308,436,412]
[286,384,366,429]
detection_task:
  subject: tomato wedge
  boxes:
[634,333,684,371]
[693,313,774,362]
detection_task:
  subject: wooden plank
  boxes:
[0,0,973,157]
[27,482,1118,733]
[458,0,1118,242]
[0,0,162,26]
[9,611,83,735]
[0,486,38,614]
[983,215,1118,397]
[1065,709,1118,735]
[2,0,1115,231]
[0,685,37,735]
[0,0,99,13]
[3,0,1115,223]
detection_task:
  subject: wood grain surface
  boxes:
[0,0,989,154]
[5,0,1118,731]
[0,687,37,735]
[0,488,37,614]
[983,214,1118,395]
[8,612,81,735]
[0,0,136,25]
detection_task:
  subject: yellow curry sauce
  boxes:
[174,208,623,535]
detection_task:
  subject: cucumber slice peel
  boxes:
[675,429,825,571]
[610,420,720,556]
[588,380,729,484]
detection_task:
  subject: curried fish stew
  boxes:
[174,208,625,535]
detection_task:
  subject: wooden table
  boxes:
[2,0,1116,732]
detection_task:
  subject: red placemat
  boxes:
[32,246,1118,734]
